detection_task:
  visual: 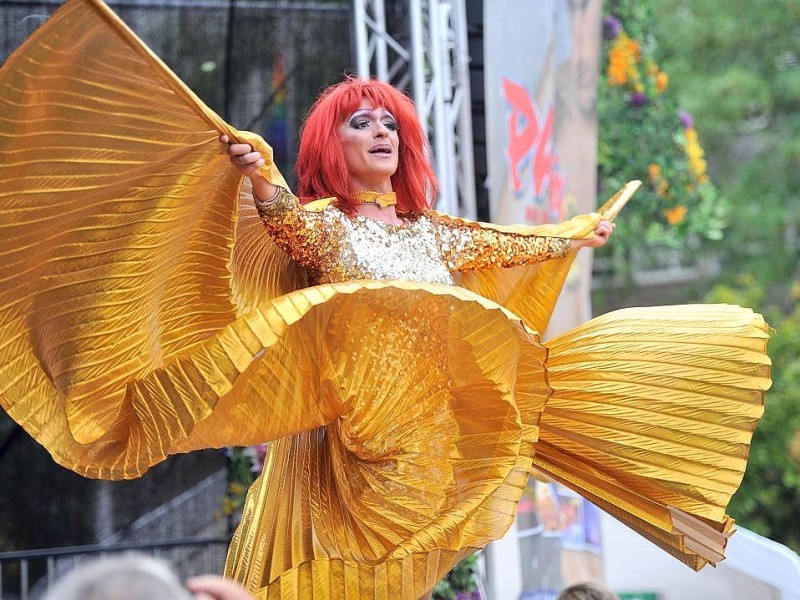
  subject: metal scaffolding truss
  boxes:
[353,0,476,218]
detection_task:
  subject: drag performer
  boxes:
[0,0,771,599]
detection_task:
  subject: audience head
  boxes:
[42,553,193,600]
[557,582,621,600]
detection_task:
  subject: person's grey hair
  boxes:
[41,553,193,600]
[558,582,621,600]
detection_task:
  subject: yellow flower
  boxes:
[648,163,669,197]
[789,429,800,464]
[628,38,641,60]
[607,33,642,87]
[655,71,668,93]
[737,273,756,286]
[221,496,236,515]
[607,48,630,85]
[683,127,708,181]
[664,205,687,225]
[229,482,247,495]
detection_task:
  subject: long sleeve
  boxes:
[254,188,343,279]
[426,211,572,272]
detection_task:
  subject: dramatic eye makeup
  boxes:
[348,114,370,128]
[346,109,398,131]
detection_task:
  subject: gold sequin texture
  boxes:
[256,188,571,285]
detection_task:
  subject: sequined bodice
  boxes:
[318,213,456,285]
[255,189,571,286]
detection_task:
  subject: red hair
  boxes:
[295,77,438,214]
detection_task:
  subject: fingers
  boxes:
[186,575,254,600]
[594,220,615,240]
[233,150,264,166]
[219,136,265,174]
[573,220,616,250]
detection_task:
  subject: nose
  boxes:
[374,122,390,137]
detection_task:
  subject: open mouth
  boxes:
[369,145,393,156]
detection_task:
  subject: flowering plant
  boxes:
[433,553,481,600]
[598,3,729,261]
[219,444,268,521]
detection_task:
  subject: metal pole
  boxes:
[20,559,28,600]
[47,556,56,589]
[353,0,369,77]
[452,0,476,218]
[373,0,388,81]
[409,0,427,133]
[429,1,453,213]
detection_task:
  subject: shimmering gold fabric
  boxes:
[351,190,398,207]
[0,1,772,598]
[254,188,571,286]
[537,304,771,570]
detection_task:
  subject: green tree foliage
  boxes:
[598,2,728,276]
[705,280,800,552]
[651,0,800,284]
[432,553,480,600]
[601,0,800,551]
[594,3,732,298]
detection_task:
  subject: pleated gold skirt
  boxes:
[214,297,769,599]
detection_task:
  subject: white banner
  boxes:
[484,0,603,338]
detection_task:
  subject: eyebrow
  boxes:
[348,108,396,120]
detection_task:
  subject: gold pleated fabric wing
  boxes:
[536,304,770,570]
[0,0,288,475]
[0,0,772,597]
[450,181,636,334]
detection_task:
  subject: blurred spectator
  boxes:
[558,581,621,600]
[41,553,253,600]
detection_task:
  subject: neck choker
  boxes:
[351,190,397,208]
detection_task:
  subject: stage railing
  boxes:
[0,537,230,600]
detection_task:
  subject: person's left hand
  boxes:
[186,575,255,600]
[572,219,615,249]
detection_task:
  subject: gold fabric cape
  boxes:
[0,0,772,597]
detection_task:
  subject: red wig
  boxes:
[295,77,438,214]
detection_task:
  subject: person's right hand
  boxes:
[219,134,279,202]
[219,134,266,177]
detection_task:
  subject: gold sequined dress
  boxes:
[0,1,772,599]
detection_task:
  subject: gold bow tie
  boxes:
[351,191,398,208]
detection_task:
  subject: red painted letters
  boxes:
[501,77,565,223]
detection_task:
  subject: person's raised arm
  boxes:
[218,135,341,276]
[428,212,615,272]
[219,134,279,203]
